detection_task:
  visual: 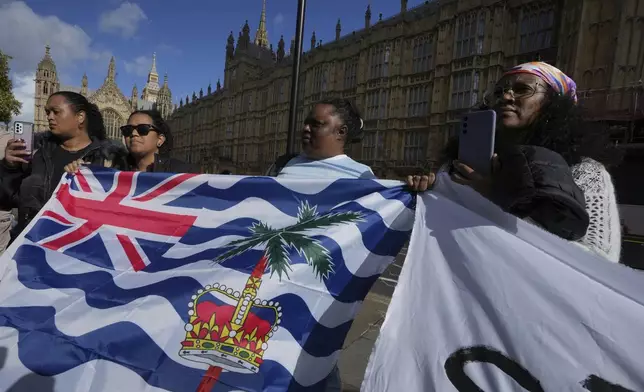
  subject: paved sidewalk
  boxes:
[338,285,392,391]
[337,245,407,391]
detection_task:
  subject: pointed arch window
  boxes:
[43,83,48,94]
[102,109,124,140]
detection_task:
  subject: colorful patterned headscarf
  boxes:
[503,62,578,103]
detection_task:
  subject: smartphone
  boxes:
[13,121,35,161]
[457,110,496,176]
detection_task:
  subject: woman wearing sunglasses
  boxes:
[120,110,195,173]
[66,109,195,174]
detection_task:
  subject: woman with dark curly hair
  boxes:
[442,62,622,262]
[120,110,195,173]
[66,109,195,174]
[0,91,127,239]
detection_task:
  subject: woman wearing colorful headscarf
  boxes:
[441,62,622,262]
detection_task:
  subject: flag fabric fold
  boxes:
[363,174,644,391]
[0,167,413,392]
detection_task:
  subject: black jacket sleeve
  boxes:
[491,145,589,241]
[0,160,29,210]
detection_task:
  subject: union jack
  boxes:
[36,169,201,271]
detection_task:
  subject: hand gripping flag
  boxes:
[0,167,413,392]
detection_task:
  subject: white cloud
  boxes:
[123,55,150,77]
[0,1,111,74]
[273,13,284,27]
[11,72,35,123]
[99,2,147,38]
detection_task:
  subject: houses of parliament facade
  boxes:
[33,47,174,139]
[167,0,644,177]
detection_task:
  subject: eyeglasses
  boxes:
[490,81,549,101]
[120,124,158,137]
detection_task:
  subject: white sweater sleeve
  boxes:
[571,158,622,263]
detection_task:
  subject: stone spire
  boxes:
[365,4,372,29]
[207,82,212,95]
[142,52,160,103]
[336,19,341,41]
[106,56,116,82]
[157,73,173,119]
[151,52,158,74]
[401,0,408,13]
[254,0,269,48]
[131,84,138,111]
[226,31,235,59]
[277,35,285,62]
[310,31,316,51]
[217,79,222,90]
[80,73,88,96]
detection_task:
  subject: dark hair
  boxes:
[128,109,173,156]
[50,91,106,140]
[442,93,622,167]
[318,98,364,144]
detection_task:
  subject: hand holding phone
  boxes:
[5,121,35,166]
[457,110,496,176]
[4,139,31,166]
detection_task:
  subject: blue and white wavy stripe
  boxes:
[0,170,413,391]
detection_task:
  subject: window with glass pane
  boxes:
[519,8,555,53]
[370,44,390,79]
[454,13,485,59]
[407,84,429,117]
[403,131,427,163]
[367,91,380,119]
[321,69,328,92]
[344,59,357,89]
[379,90,388,118]
[102,109,123,140]
[412,37,433,74]
[362,131,383,160]
[450,71,480,109]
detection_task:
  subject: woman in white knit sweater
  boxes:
[440,62,622,262]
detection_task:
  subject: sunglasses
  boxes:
[120,124,158,137]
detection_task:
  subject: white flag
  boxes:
[363,174,644,392]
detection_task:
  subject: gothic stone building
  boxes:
[166,0,644,177]
[34,47,174,139]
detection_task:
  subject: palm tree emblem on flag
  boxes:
[179,201,364,392]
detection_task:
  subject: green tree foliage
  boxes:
[0,50,22,124]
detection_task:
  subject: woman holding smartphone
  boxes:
[0,91,127,239]
[440,62,622,262]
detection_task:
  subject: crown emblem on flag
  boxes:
[179,275,281,374]
[179,201,365,390]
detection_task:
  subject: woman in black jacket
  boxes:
[120,110,195,173]
[440,62,622,261]
[1,91,127,238]
[66,109,196,174]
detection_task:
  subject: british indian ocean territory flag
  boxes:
[0,166,413,391]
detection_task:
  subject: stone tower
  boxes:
[141,53,160,103]
[254,0,269,48]
[156,73,173,119]
[34,45,60,132]
[80,73,88,96]
[131,84,138,111]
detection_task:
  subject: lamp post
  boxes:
[286,0,307,154]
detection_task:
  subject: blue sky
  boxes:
[1,0,427,121]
